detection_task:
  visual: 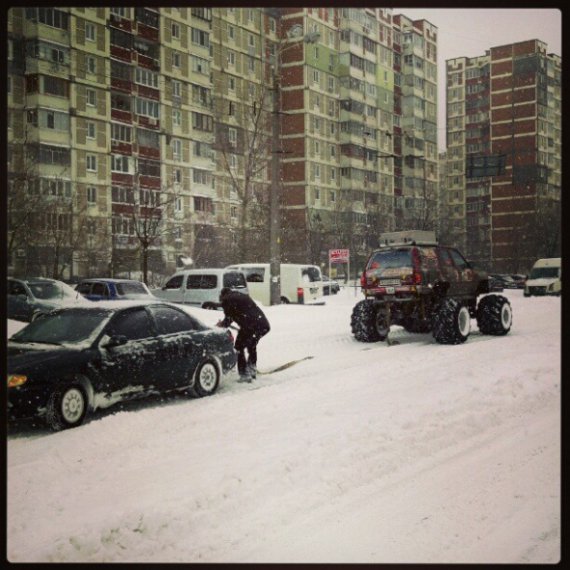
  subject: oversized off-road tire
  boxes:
[476,294,512,336]
[46,384,88,431]
[189,360,220,397]
[350,300,389,342]
[432,298,471,345]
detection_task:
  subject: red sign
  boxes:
[329,249,349,263]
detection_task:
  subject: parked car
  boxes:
[489,274,519,290]
[488,275,505,292]
[75,278,156,301]
[322,274,340,295]
[351,230,512,345]
[226,263,324,305]
[7,301,237,430]
[151,268,248,309]
[524,257,561,297]
[510,274,527,289]
[7,277,91,322]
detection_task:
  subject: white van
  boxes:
[524,258,561,297]
[151,268,248,308]
[226,263,324,305]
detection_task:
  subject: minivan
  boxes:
[151,268,248,308]
[225,263,324,305]
[524,258,561,297]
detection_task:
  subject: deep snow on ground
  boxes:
[6,288,561,563]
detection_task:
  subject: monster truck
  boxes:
[350,231,513,345]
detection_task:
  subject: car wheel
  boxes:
[280,296,290,304]
[350,300,388,342]
[202,302,218,310]
[432,298,471,345]
[477,294,512,336]
[46,384,88,431]
[189,360,220,398]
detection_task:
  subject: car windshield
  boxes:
[115,282,148,295]
[11,309,112,345]
[530,267,559,279]
[28,281,78,300]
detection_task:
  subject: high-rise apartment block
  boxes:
[15,9,560,281]
[446,39,561,271]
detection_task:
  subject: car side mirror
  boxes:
[102,335,128,348]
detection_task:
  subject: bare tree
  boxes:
[214,80,272,262]
[125,185,182,284]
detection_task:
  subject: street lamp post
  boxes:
[269,26,320,305]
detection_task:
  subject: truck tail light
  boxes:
[297,287,304,304]
[411,247,423,285]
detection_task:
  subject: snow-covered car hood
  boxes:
[8,342,80,371]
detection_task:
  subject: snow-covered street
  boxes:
[6,287,560,563]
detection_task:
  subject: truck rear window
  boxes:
[367,249,412,271]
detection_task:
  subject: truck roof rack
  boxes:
[378,230,438,247]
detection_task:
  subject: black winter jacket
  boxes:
[220,291,270,334]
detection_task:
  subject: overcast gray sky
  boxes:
[393,8,562,149]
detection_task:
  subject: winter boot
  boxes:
[247,364,257,379]
[237,371,252,383]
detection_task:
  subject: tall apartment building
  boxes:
[446,39,561,272]
[392,14,438,233]
[7,7,439,280]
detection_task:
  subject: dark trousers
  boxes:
[234,328,268,374]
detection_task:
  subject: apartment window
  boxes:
[112,186,134,204]
[110,7,128,18]
[87,121,96,139]
[230,206,237,220]
[331,169,336,182]
[248,57,255,73]
[87,186,97,203]
[194,197,212,213]
[172,109,182,126]
[172,139,182,160]
[193,141,212,158]
[87,56,96,74]
[248,34,255,48]
[314,141,320,155]
[314,46,319,59]
[228,25,235,40]
[315,188,320,201]
[173,52,181,68]
[136,97,159,118]
[175,198,183,213]
[191,7,212,21]
[135,67,159,88]
[111,123,131,143]
[85,22,96,42]
[228,51,235,66]
[87,88,96,107]
[192,112,213,132]
[269,18,276,33]
[111,154,130,173]
[174,169,182,184]
[330,144,336,158]
[191,55,210,75]
[86,154,97,172]
[26,8,69,30]
[228,127,237,146]
[172,80,182,97]
[138,159,160,177]
[191,28,210,48]
[313,70,320,84]
[193,168,210,185]
[171,22,180,39]
[228,76,235,91]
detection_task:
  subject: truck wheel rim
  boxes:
[458,307,471,336]
[501,304,512,328]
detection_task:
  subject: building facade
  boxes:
[8,7,440,281]
[446,39,561,272]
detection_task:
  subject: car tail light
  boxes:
[411,247,423,285]
[297,287,304,304]
[360,272,367,288]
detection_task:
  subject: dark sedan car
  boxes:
[75,278,156,301]
[8,301,237,431]
[8,277,91,322]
